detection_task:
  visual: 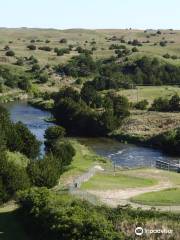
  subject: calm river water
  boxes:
[4,101,180,168]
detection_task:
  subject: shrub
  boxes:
[38,46,52,51]
[132,47,139,52]
[0,152,30,203]
[31,63,40,72]
[16,57,24,66]
[134,99,149,110]
[27,45,36,50]
[160,41,167,47]
[17,188,122,240]
[38,73,49,83]
[59,38,67,44]
[44,126,66,152]
[163,53,170,59]
[6,50,15,56]
[27,154,60,188]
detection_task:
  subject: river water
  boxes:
[4,101,180,168]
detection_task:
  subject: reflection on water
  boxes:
[4,101,180,167]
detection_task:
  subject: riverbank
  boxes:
[28,98,54,111]
[0,89,28,103]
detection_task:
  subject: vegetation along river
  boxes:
[4,101,180,168]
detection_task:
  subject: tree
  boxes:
[169,94,180,111]
[111,95,130,119]
[44,126,66,152]
[81,84,102,107]
[53,87,81,103]
[150,97,169,112]
[0,152,30,202]
[6,122,40,159]
[50,141,75,168]
[27,154,59,188]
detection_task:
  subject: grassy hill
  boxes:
[1,28,180,66]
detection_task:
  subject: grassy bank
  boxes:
[81,172,157,190]
[131,188,180,206]
[58,140,111,188]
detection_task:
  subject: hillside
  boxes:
[1,28,180,66]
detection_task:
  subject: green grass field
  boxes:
[131,188,180,206]
[81,172,158,190]
[117,85,180,103]
[1,28,180,66]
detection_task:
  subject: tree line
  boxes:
[0,106,75,203]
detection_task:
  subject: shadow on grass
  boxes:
[0,209,29,240]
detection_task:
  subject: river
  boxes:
[4,101,180,168]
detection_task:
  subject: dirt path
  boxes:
[88,179,172,206]
[69,165,104,191]
[87,175,180,212]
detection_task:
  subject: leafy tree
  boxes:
[150,97,169,112]
[53,87,81,103]
[18,188,122,240]
[27,154,59,188]
[169,94,180,111]
[81,84,102,107]
[59,53,97,77]
[0,152,30,203]
[44,126,66,152]
[6,122,40,159]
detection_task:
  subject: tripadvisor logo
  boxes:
[135,227,144,236]
[135,226,173,236]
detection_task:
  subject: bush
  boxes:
[6,122,40,159]
[163,53,170,59]
[31,64,40,72]
[132,47,139,52]
[27,45,36,50]
[134,99,149,110]
[6,50,15,56]
[27,154,60,188]
[16,57,24,66]
[57,54,96,77]
[17,188,122,240]
[44,126,66,152]
[38,46,52,51]
[38,73,49,83]
[59,38,67,44]
[0,152,30,203]
[160,41,167,47]
[150,94,180,112]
